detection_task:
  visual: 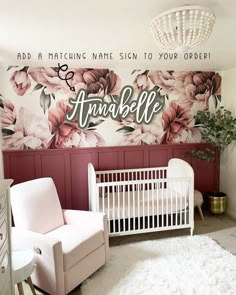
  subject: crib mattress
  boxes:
[98,188,189,220]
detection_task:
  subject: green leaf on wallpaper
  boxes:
[110,95,119,103]
[153,89,167,103]
[131,70,141,75]
[51,93,56,100]
[33,84,44,92]
[152,85,161,93]
[143,70,149,76]
[6,66,18,71]
[40,89,51,113]
[2,129,15,136]
[0,98,3,108]
[116,126,135,133]
[87,119,105,129]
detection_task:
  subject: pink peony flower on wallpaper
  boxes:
[174,71,222,112]
[2,107,52,150]
[161,101,201,144]
[28,67,69,95]
[148,71,177,95]
[10,70,31,96]
[133,73,150,93]
[118,115,164,145]
[71,68,121,97]
[48,100,105,148]
[28,67,121,98]
[0,99,16,128]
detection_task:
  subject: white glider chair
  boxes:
[11,177,109,295]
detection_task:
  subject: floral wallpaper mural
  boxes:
[0,66,222,150]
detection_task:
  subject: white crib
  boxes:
[88,158,194,237]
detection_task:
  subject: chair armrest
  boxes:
[12,227,61,251]
[63,210,109,261]
[12,227,64,295]
[63,209,105,228]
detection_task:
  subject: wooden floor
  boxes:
[19,210,236,295]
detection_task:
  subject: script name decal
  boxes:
[66,86,165,129]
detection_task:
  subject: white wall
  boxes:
[221,68,236,218]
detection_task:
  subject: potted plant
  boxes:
[187,106,236,213]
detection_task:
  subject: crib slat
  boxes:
[128,187,131,231]
[180,181,183,226]
[152,182,154,229]
[166,185,168,227]
[171,182,173,227]
[102,186,105,213]
[123,185,125,232]
[118,187,121,233]
[156,186,159,228]
[107,190,110,233]
[112,186,115,233]
[184,182,187,225]
[175,186,178,226]
[147,184,150,230]
[138,184,140,230]
[142,184,145,230]
[132,184,135,231]
[161,181,164,228]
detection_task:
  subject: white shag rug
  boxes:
[81,236,236,295]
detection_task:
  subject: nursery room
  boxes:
[1,0,236,294]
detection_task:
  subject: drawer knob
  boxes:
[1,266,5,274]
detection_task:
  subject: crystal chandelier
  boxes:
[150,5,216,52]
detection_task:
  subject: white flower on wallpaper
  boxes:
[0,66,222,150]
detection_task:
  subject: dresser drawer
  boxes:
[0,193,6,218]
[0,246,10,292]
[0,217,7,251]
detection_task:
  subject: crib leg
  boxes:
[190,227,194,236]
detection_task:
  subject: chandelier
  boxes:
[150,5,216,52]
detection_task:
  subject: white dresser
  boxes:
[0,179,14,295]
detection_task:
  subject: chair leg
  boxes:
[198,205,204,221]
[26,276,36,295]
[17,282,24,295]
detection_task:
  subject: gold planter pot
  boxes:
[209,195,227,214]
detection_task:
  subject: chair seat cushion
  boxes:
[46,224,104,271]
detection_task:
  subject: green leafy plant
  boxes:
[187,106,236,161]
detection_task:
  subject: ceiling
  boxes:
[0,0,235,71]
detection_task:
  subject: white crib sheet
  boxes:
[98,188,189,220]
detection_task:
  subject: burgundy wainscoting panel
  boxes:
[123,149,145,169]
[192,158,216,193]
[148,147,169,167]
[39,153,67,209]
[4,152,36,185]
[98,150,119,170]
[70,150,98,210]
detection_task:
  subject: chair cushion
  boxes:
[46,224,104,271]
[11,178,64,234]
